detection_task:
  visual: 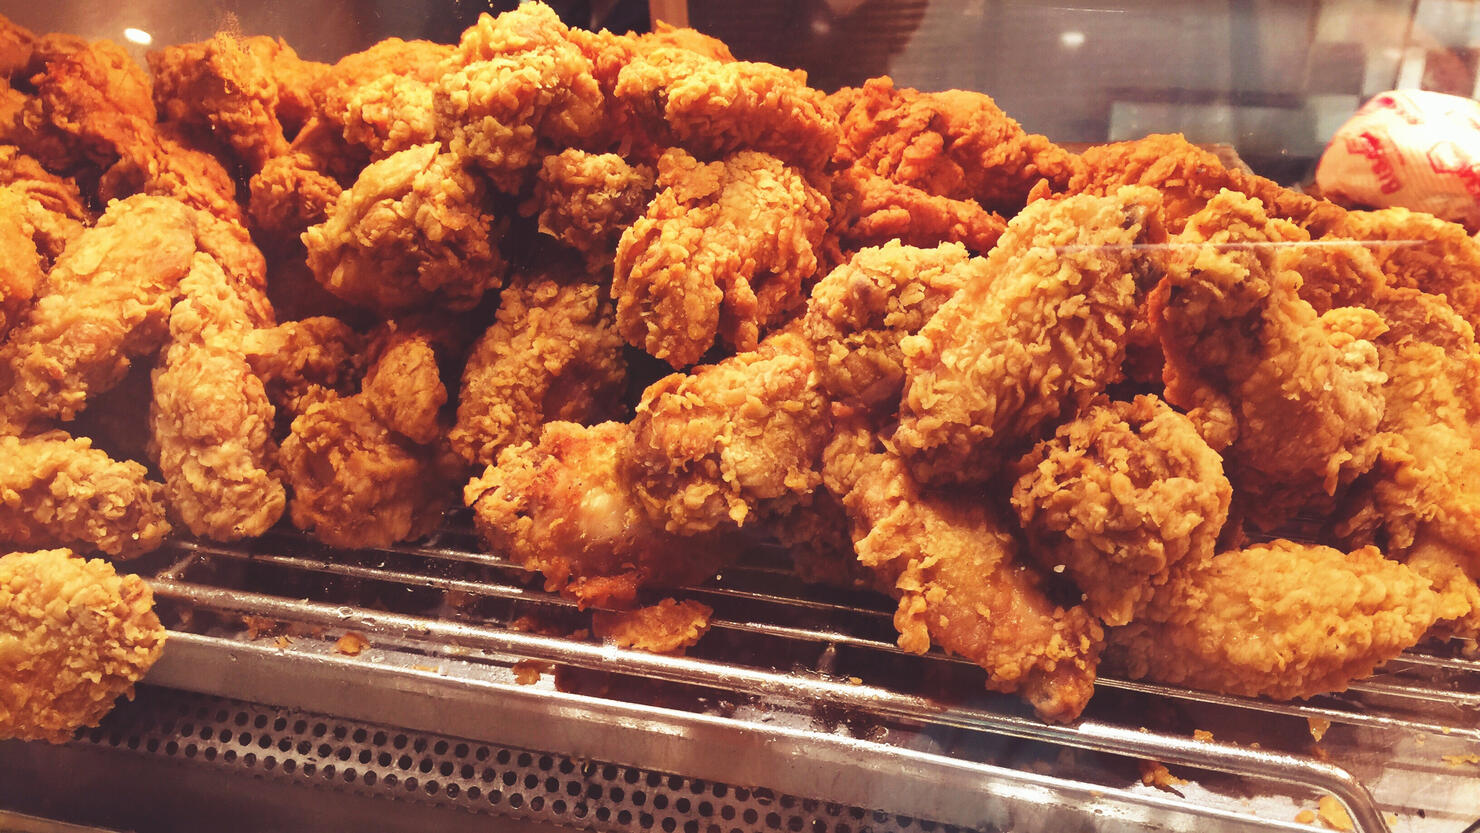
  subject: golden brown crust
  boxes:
[0,549,165,743]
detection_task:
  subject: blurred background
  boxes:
[5,0,1480,182]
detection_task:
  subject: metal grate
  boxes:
[105,517,1480,833]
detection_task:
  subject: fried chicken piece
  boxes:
[0,195,197,432]
[148,33,291,171]
[613,46,838,172]
[303,142,503,314]
[434,4,604,192]
[613,148,830,367]
[828,77,1075,215]
[97,126,245,225]
[1058,133,1345,235]
[150,252,284,541]
[527,149,655,266]
[893,187,1167,485]
[591,598,713,654]
[248,150,344,245]
[629,331,830,534]
[823,428,1103,722]
[761,488,878,591]
[1108,540,1440,699]
[828,167,1006,256]
[0,14,34,81]
[802,240,978,413]
[241,316,366,418]
[0,549,165,743]
[278,393,452,549]
[450,276,626,467]
[1012,396,1231,627]
[0,432,170,559]
[1154,190,1387,528]
[0,186,43,343]
[0,146,88,259]
[360,325,448,446]
[467,420,740,609]
[313,37,451,154]
[4,35,155,172]
[1329,207,1480,333]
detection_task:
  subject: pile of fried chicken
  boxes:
[3,4,1479,741]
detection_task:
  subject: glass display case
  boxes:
[1,2,1478,832]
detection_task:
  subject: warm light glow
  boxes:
[1059,30,1086,49]
[123,28,153,46]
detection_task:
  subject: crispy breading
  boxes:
[1332,207,1480,334]
[0,432,170,559]
[614,47,838,172]
[828,77,1075,215]
[303,142,504,314]
[466,420,740,609]
[434,5,604,192]
[0,549,165,743]
[829,166,1006,255]
[241,316,365,418]
[1108,540,1440,699]
[1154,190,1387,528]
[451,277,626,467]
[802,240,978,413]
[148,33,291,171]
[1012,396,1231,626]
[150,252,284,541]
[613,148,830,367]
[0,195,197,432]
[360,326,447,446]
[629,331,830,533]
[527,149,655,266]
[823,426,1103,723]
[893,187,1167,485]
[591,598,713,654]
[1060,133,1345,235]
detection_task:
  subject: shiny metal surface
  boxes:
[88,524,1480,832]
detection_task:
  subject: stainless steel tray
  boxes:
[49,521,1480,832]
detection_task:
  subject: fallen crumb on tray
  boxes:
[512,660,554,685]
[1308,717,1332,742]
[1192,729,1214,742]
[274,635,293,650]
[1295,810,1317,825]
[592,598,713,654]
[1317,795,1355,832]
[1137,759,1187,790]
[243,615,287,639]
[334,631,370,656]
[1441,753,1480,767]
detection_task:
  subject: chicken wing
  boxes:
[802,240,978,413]
[527,149,655,267]
[1154,189,1387,528]
[302,142,504,314]
[629,330,829,534]
[148,33,291,171]
[591,598,713,654]
[450,275,626,467]
[612,147,830,367]
[312,37,450,159]
[613,46,838,172]
[893,187,1167,485]
[1057,133,1345,235]
[0,549,165,743]
[828,166,1006,256]
[360,324,449,446]
[434,4,604,192]
[1330,207,1480,334]
[150,253,285,541]
[823,427,1103,722]
[241,315,366,421]
[1108,540,1440,699]
[1012,395,1231,626]
[0,432,170,559]
[828,76,1075,216]
[0,195,197,432]
[466,420,740,609]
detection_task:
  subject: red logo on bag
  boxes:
[1427,141,1480,200]
[1345,131,1403,194]
[1361,94,1423,125]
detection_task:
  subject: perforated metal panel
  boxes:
[76,686,962,833]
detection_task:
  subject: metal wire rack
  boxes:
[64,519,1480,832]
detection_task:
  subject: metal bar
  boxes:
[148,578,1390,833]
